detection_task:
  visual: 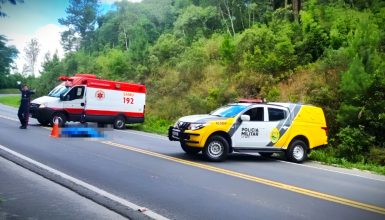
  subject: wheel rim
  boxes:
[293,145,304,160]
[116,119,124,128]
[207,141,224,158]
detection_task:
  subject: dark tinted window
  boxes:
[68,86,84,100]
[243,107,264,121]
[268,108,285,121]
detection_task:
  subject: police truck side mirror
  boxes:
[240,115,250,121]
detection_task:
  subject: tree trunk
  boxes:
[293,0,301,22]
[223,0,235,36]
[123,27,129,51]
[218,4,232,36]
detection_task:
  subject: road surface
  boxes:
[0,103,384,219]
[0,156,126,220]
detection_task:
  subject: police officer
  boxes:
[17,81,35,129]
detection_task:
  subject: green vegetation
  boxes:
[128,115,171,135]
[0,88,19,94]
[0,96,20,108]
[1,0,384,172]
[309,150,385,175]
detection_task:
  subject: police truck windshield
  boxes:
[48,85,70,97]
[210,104,248,118]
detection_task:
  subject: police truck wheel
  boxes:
[113,116,126,129]
[203,135,229,162]
[286,140,308,163]
[37,118,50,126]
[50,112,66,127]
[180,143,201,155]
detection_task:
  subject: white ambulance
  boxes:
[30,74,146,129]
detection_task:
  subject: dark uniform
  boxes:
[18,85,35,129]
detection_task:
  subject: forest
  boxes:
[1,0,385,170]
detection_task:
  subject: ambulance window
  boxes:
[268,108,286,121]
[243,107,264,121]
[68,86,84,100]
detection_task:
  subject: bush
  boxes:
[368,147,385,166]
[335,126,375,162]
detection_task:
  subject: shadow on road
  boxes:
[166,151,284,164]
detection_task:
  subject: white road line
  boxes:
[0,144,169,220]
[277,159,385,182]
[0,114,18,122]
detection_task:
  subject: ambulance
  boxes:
[29,74,146,129]
[168,99,328,163]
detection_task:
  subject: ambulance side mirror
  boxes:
[60,94,68,101]
[240,115,250,121]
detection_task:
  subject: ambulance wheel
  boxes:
[50,112,66,127]
[113,116,126,129]
[203,135,229,162]
[37,118,50,126]
[286,139,308,163]
[180,143,201,155]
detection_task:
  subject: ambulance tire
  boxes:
[37,118,50,126]
[203,135,229,162]
[286,139,308,163]
[113,116,126,129]
[50,112,67,127]
[180,143,201,155]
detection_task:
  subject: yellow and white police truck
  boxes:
[168,100,328,163]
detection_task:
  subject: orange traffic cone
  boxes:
[50,118,60,138]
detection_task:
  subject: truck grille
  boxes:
[30,103,40,109]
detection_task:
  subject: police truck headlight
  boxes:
[188,123,208,131]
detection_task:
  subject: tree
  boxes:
[60,29,80,52]
[174,5,220,43]
[0,0,23,17]
[32,52,65,96]
[292,0,301,22]
[0,35,18,88]
[58,0,99,51]
[23,38,40,77]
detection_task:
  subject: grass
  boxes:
[127,115,171,135]
[0,96,20,108]
[309,149,385,175]
[0,88,19,94]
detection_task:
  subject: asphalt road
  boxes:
[0,103,384,220]
[0,156,126,220]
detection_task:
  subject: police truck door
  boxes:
[232,107,266,148]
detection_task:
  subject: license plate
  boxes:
[172,130,179,137]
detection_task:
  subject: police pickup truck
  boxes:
[168,100,327,163]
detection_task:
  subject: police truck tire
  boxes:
[50,112,66,127]
[286,139,308,163]
[180,143,201,155]
[113,116,126,129]
[203,135,229,162]
[37,118,50,126]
